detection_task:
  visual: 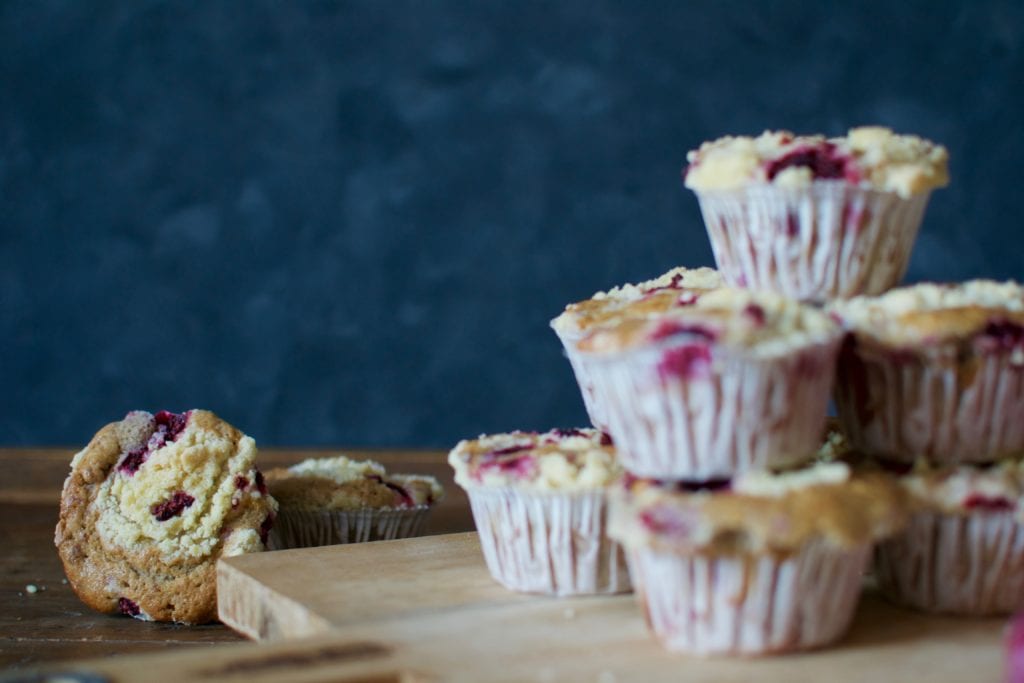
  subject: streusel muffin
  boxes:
[874,457,1024,615]
[449,428,630,596]
[550,266,723,431]
[265,455,443,549]
[830,279,1024,464]
[610,461,908,655]
[577,287,842,479]
[54,410,277,624]
[684,127,948,301]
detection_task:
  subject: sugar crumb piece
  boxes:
[25,584,38,594]
[61,578,68,585]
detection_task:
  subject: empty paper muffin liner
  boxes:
[466,487,631,596]
[695,182,930,302]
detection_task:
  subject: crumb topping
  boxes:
[684,127,949,198]
[550,267,723,339]
[882,458,1024,518]
[829,280,1024,348]
[576,287,839,357]
[609,461,908,555]
[449,428,620,491]
[91,410,276,562]
[266,455,443,511]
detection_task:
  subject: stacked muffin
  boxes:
[829,280,1024,615]
[549,127,957,655]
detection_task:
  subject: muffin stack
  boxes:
[549,127,958,655]
[829,280,1024,615]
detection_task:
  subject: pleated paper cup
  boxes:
[695,182,930,302]
[267,506,432,550]
[553,326,611,432]
[466,487,631,596]
[584,336,841,480]
[835,337,1024,464]
[874,510,1024,615]
[628,542,870,655]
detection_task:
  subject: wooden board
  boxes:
[22,532,1007,681]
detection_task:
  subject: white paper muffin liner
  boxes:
[694,182,930,302]
[554,328,611,431]
[835,340,1024,464]
[874,510,1024,615]
[466,487,631,596]
[585,339,840,479]
[267,506,432,550]
[627,542,869,655]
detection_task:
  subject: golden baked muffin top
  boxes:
[449,428,620,491]
[609,460,908,556]
[550,266,722,339]
[266,455,443,511]
[576,287,839,357]
[684,126,948,198]
[874,456,1024,518]
[829,280,1024,347]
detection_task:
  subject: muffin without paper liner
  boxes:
[576,287,843,480]
[684,127,948,301]
[449,428,630,596]
[550,266,723,432]
[265,455,443,549]
[830,280,1024,465]
[609,461,908,655]
[54,409,277,624]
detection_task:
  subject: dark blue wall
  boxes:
[3,1,1022,447]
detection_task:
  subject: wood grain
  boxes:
[0,447,468,670]
[23,532,1008,682]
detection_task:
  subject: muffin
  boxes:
[54,409,277,624]
[550,266,723,431]
[609,461,908,655]
[576,287,842,479]
[684,127,948,301]
[830,280,1024,464]
[265,455,442,549]
[874,457,1024,615]
[449,428,630,596]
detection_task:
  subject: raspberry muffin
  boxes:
[830,280,1024,464]
[874,457,1024,615]
[551,266,723,431]
[449,428,630,596]
[610,461,908,655]
[265,455,443,549]
[684,127,948,301]
[54,410,277,624]
[577,287,842,479]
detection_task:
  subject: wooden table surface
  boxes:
[0,447,471,671]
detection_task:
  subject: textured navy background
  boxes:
[2,1,1022,447]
